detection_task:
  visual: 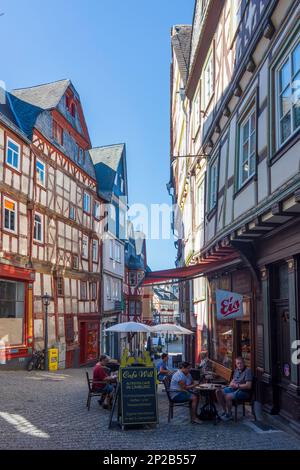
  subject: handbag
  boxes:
[197,403,216,421]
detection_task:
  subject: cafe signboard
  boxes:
[120,366,158,426]
[216,289,244,320]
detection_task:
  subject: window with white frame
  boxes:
[196,179,205,226]
[69,204,76,221]
[34,213,43,242]
[83,192,91,213]
[57,277,64,297]
[202,49,214,110]
[82,235,89,259]
[238,108,256,188]
[113,280,118,300]
[80,281,87,300]
[92,239,98,262]
[72,254,79,270]
[277,39,300,146]
[4,197,17,232]
[36,160,45,186]
[6,138,20,171]
[93,201,100,219]
[208,155,218,211]
[106,277,111,299]
[90,282,97,300]
[109,239,114,259]
[193,89,201,135]
[115,242,121,263]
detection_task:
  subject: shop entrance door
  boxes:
[272,300,291,412]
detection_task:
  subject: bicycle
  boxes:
[27,349,45,371]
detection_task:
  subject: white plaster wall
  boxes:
[257,160,268,202]
[234,183,256,219]
[271,145,300,193]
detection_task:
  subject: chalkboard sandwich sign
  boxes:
[120,366,158,426]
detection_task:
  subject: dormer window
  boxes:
[66,94,76,117]
[53,120,63,146]
[70,102,76,117]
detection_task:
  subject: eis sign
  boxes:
[216,289,244,320]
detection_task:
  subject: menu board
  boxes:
[120,367,158,426]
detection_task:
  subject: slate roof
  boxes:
[12,79,70,110]
[153,286,178,302]
[90,144,125,201]
[7,80,71,139]
[0,88,31,142]
[172,25,192,86]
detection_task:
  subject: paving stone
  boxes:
[0,369,299,450]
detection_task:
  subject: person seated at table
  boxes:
[215,356,253,421]
[157,353,172,381]
[93,355,117,409]
[170,361,202,425]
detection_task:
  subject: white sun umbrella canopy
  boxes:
[151,323,193,335]
[151,323,194,353]
[104,321,153,333]
[176,325,194,335]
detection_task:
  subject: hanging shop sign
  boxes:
[216,289,244,320]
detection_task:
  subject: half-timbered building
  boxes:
[0,80,103,368]
[170,0,300,428]
[91,144,128,358]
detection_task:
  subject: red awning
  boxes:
[142,251,239,286]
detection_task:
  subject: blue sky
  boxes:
[1,0,194,270]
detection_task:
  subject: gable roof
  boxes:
[90,143,125,201]
[11,79,70,110]
[172,25,192,86]
[9,79,91,145]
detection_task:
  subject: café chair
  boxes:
[85,371,108,411]
[232,377,256,422]
[162,375,192,423]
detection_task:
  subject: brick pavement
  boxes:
[0,368,299,450]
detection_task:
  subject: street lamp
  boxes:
[42,293,51,371]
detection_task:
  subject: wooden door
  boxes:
[272,300,291,413]
[275,302,291,385]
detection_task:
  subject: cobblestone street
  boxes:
[0,368,299,450]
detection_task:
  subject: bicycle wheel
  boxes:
[27,360,34,371]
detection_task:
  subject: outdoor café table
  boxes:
[194,383,225,424]
[204,373,228,385]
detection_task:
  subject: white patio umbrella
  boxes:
[104,321,152,333]
[104,321,153,356]
[151,323,194,352]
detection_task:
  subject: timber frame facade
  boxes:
[0,80,104,369]
[170,0,300,429]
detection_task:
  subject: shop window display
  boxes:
[0,280,25,346]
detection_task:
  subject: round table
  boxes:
[194,383,225,424]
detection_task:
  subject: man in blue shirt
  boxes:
[157,353,171,381]
[216,356,253,421]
